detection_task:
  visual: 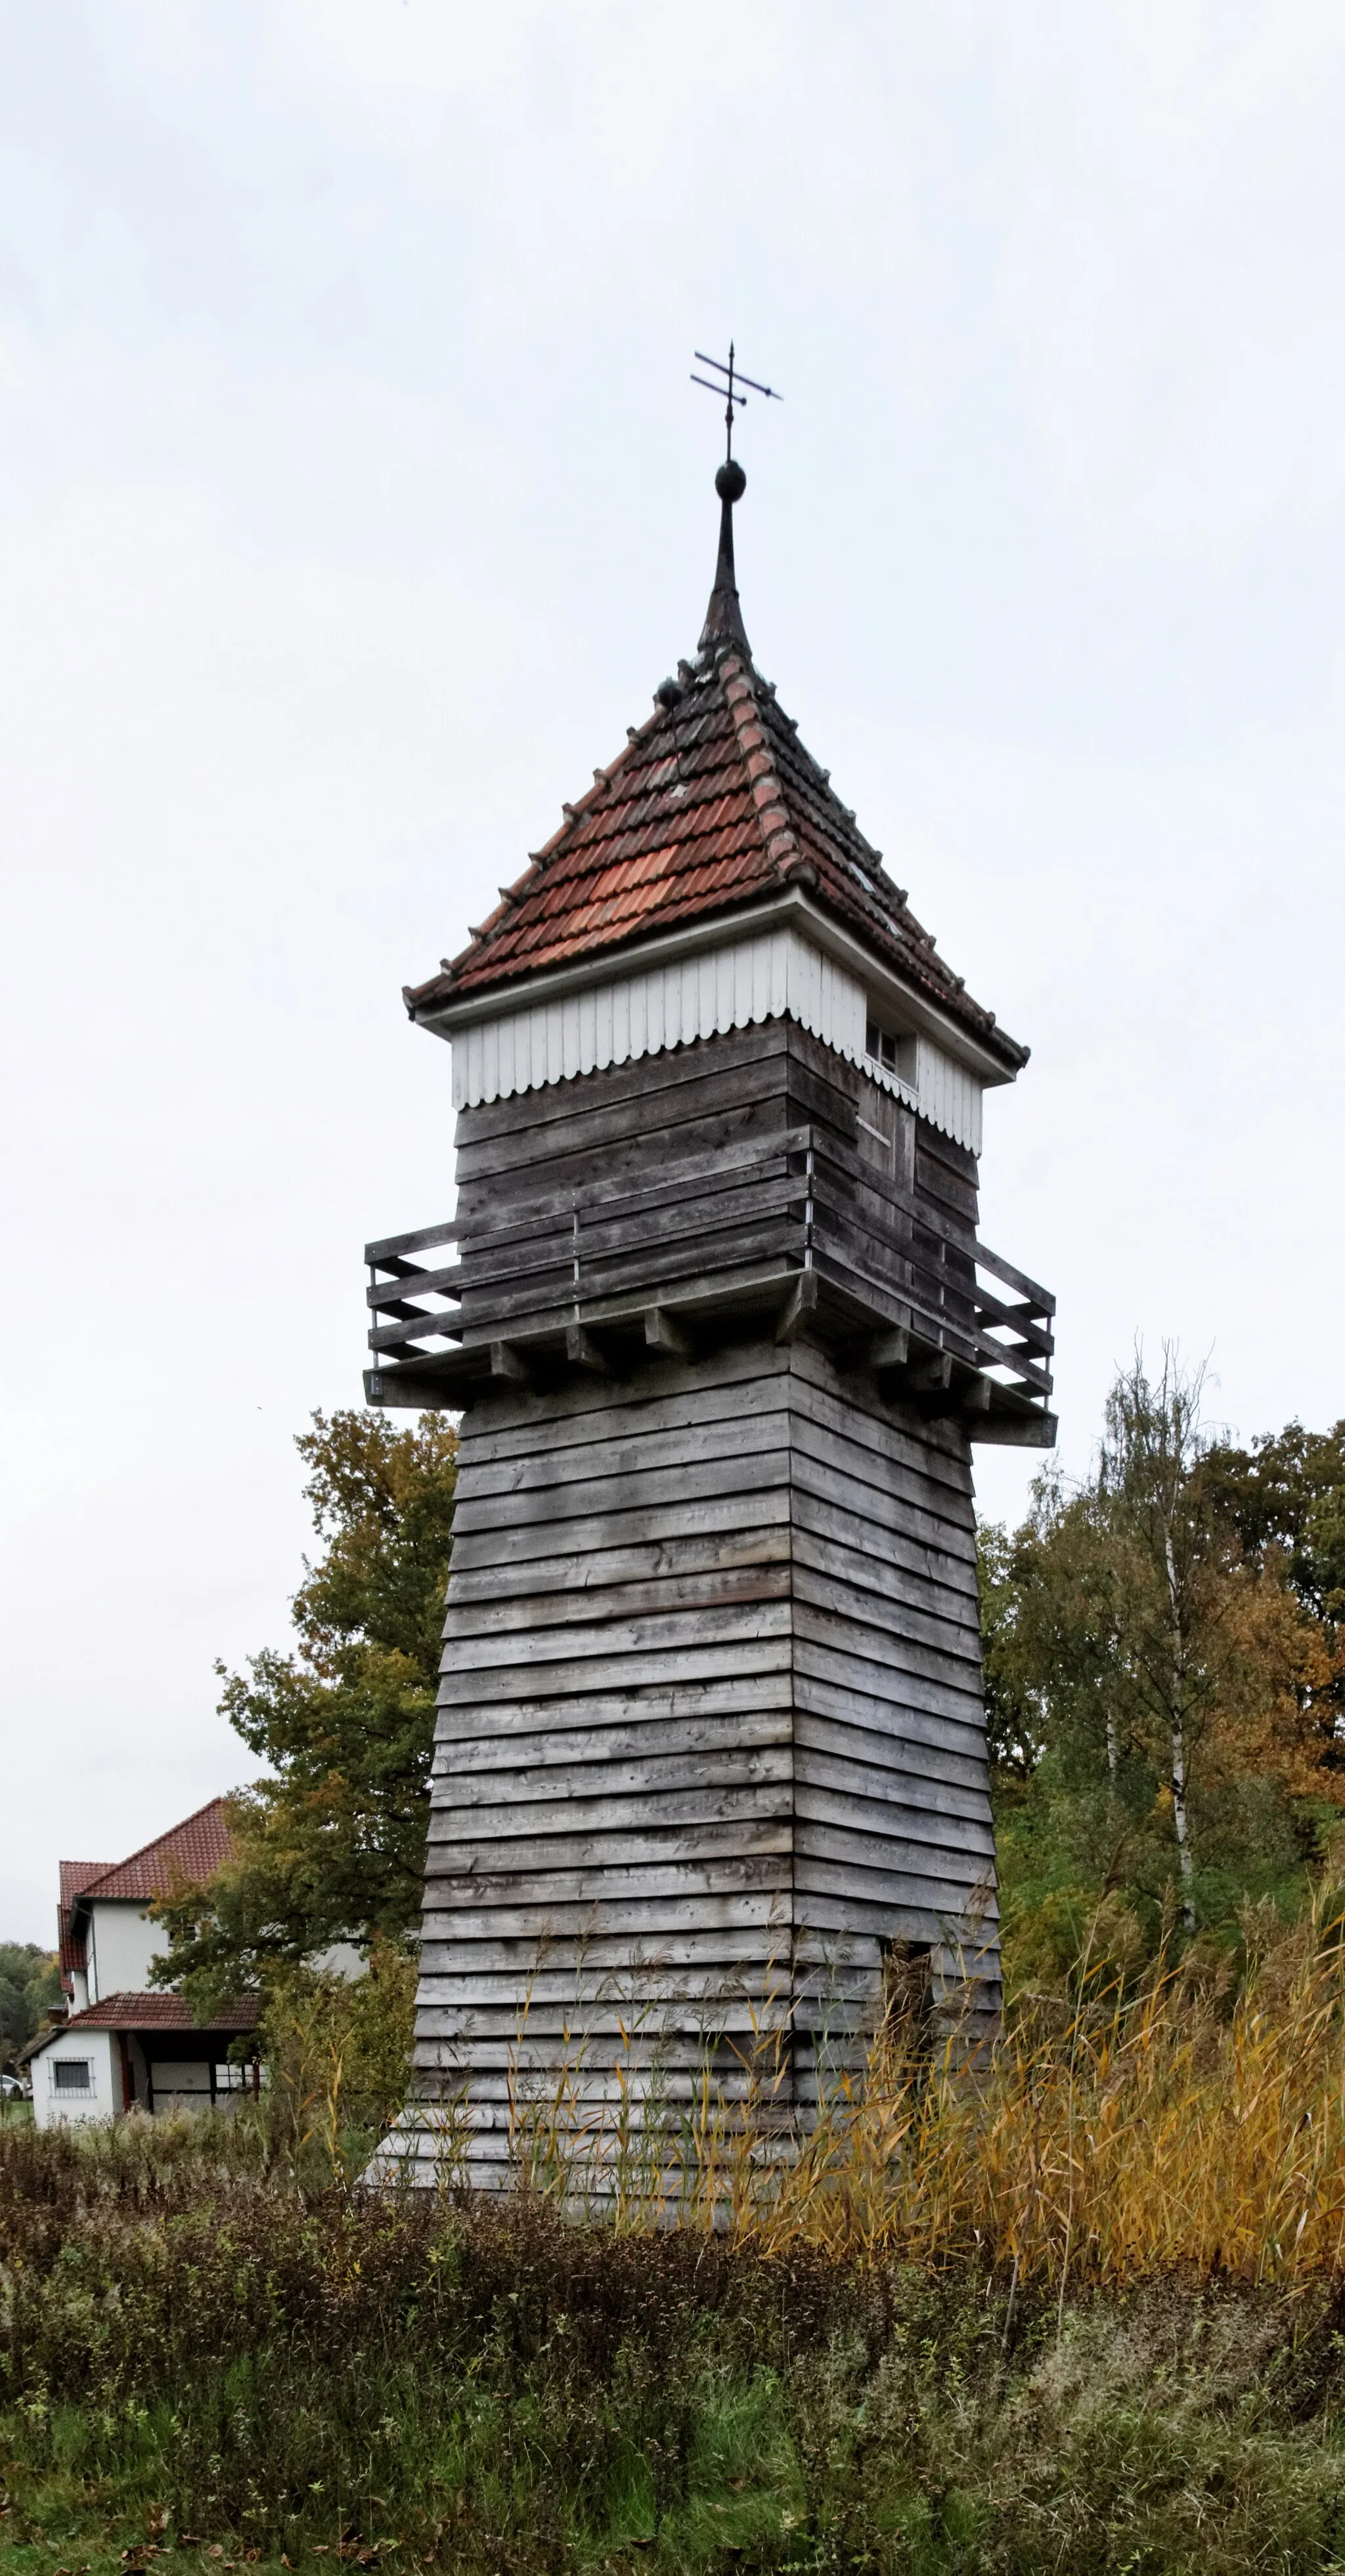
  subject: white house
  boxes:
[30,1801,259,2125]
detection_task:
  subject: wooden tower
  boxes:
[364,456,1055,2185]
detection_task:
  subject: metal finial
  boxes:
[690,344,782,658]
[690,343,782,463]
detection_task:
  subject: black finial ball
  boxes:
[715,458,747,504]
[655,676,683,709]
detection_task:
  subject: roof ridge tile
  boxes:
[719,655,805,881]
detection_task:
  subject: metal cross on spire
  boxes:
[690,345,780,662]
[690,343,782,462]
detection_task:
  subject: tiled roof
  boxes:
[43,1990,258,2035]
[57,1862,112,1979]
[73,1799,234,1906]
[57,1802,236,1997]
[408,617,1025,1073]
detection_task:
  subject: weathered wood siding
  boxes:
[382,1022,998,2183]
[407,1342,993,2175]
[450,1016,981,1361]
[445,921,985,1153]
[366,1016,1055,1449]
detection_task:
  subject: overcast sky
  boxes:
[3,2,1344,1942]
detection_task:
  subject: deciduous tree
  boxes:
[984,1357,1345,1990]
[0,1945,61,2071]
[155,1408,457,2008]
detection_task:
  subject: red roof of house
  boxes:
[57,1802,235,1998]
[407,498,1025,1074]
[57,1862,114,1978]
[46,1991,258,2035]
[66,1799,234,1907]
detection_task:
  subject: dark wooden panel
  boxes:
[460,1338,795,1445]
[431,1675,795,1747]
[386,1157,1004,2182]
[435,1731,788,1793]
[447,1023,988,1390]
[795,1667,996,1771]
[452,1449,794,1535]
[442,1565,792,1640]
[454,1017,795,1154]
[447,1527,793,1602]
[793,1714,992,1809]
[438,1600,795,1682]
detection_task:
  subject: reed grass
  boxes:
[14,1922,1345,2576]
[500,1888,1345,2287]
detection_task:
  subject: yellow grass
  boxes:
[502,1894,1345,2284]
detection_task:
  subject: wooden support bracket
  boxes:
[908,1351,954,1394]
[490,1340,530,1383]
[565,1323,611,1374]
[645,1306,694,1359]
[963,1373,994,1416]
[870,1326,910,1373]
[775,1269,819,1345]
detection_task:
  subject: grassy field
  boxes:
[13,1908,1345,2572]
[7,2101,1345,2576]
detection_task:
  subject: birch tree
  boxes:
[983,1357,1345,1982]
[1097,1354,1217,1934]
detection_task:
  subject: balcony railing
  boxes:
[363,1124,1055,1445]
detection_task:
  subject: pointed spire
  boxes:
[699,458,750,656]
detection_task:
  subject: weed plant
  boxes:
[7,2116,1345,2574]
[498,1887,1345,2296]
[12,1904,1345,2569]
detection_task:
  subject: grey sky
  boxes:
[3,3,1344,1940]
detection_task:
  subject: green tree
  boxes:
[1201,1420,1345,1689]
[984,1357,1344,1992]
[0,1944,61,2071]
[156,1408,458,2008]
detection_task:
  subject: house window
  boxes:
[865,1019,916,1085]
[53,2059,91,2092]
[213,2063,248,2092]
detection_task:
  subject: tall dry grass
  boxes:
[501,1890,1345,2286]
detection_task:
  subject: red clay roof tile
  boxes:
[56,1862,111,1980]
[74,1798,234,1905]
[56,1990,258,2033]
[58,1801,236,1996]
[407,640,1024,1070]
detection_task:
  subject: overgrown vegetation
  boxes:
[0,1947,59,2074]
[15,1366,1345,2566]
[982,1353,1345,1992]
[7,2116,1345,2576]
[153,1409,456,2005]
[14,1892,1345,2568]
[255,1937,418,2186]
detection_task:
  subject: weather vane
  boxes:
[690,343,782,462]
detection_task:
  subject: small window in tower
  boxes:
[53,2059,91,2092]
[865,1017,916,1086]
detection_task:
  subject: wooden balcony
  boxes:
[363,1122,1055,1445]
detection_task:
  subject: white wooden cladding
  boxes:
[450,927,984,1156]
[382,1339,999,2187]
